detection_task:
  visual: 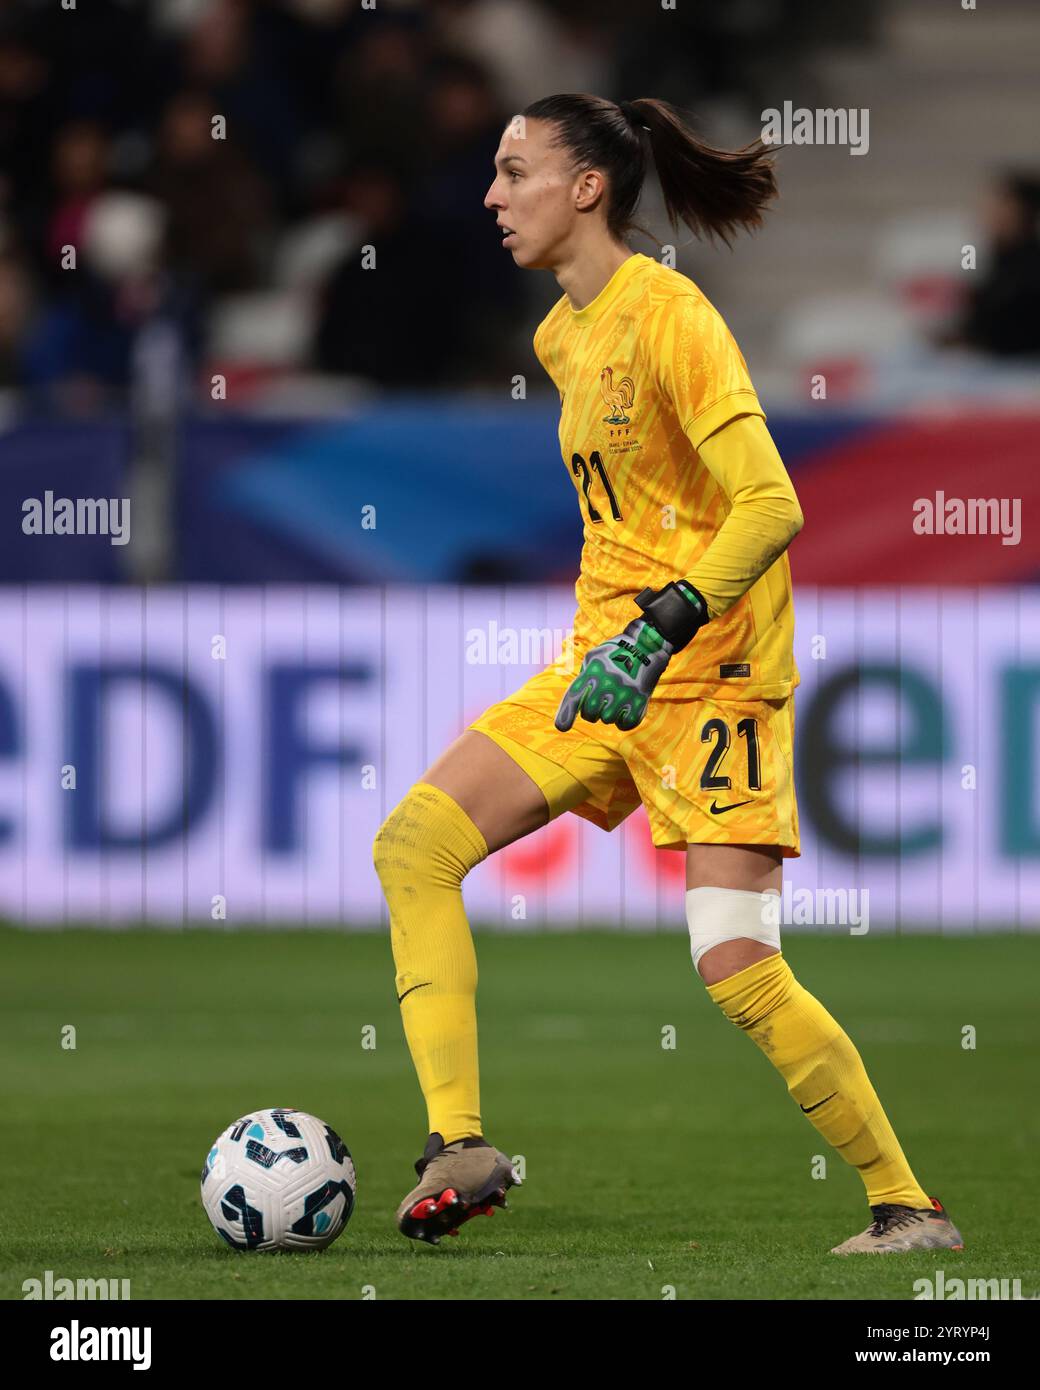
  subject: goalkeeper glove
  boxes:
[554,580,709,733]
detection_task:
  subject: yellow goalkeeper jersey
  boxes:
[533,251,798,700]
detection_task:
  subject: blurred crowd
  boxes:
[0,0,879,413]
[5,0,1035,416]
[941,173,1040,358]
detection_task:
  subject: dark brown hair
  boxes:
[520,93,777,247]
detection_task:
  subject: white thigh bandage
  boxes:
[685,886,781,970]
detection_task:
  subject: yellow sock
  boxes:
[706,954,931,1209]
[373,782,487,1145]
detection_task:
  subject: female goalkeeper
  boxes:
[373,94,963,1257]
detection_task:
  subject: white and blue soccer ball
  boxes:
[201,1108,356,1251]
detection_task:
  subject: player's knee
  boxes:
[372,791,431,886]
[373,782,486,890]
[686,886,782,986]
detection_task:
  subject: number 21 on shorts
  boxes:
[700,716,761,792]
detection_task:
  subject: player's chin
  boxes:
[512,241,551,270]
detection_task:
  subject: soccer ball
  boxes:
[200,1107,356,1251]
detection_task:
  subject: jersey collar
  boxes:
[569,252,651,327]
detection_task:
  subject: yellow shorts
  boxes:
[468,662,800,855]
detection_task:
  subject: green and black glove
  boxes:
[554,580,709,733]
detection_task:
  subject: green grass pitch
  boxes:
[2,926,1037,1301]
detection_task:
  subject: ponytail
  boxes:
[625,96,776,246]
[521,93,777,248]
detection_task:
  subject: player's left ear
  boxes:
[574,168,607,215]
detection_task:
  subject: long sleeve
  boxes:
[685,413,803,619]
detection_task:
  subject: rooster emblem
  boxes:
[599,366,635,424]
